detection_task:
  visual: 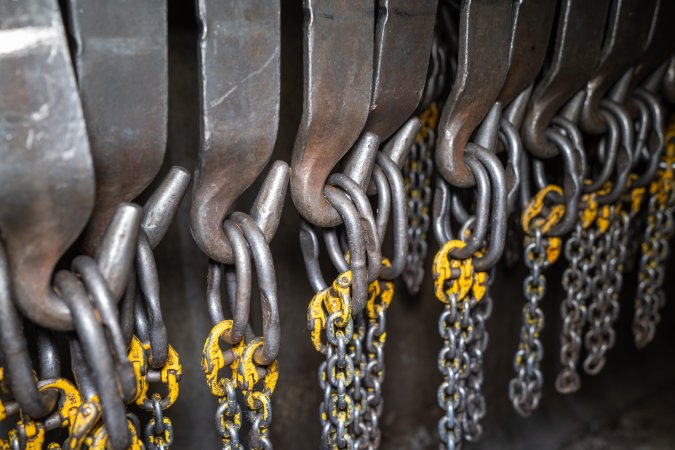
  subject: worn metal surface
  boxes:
[579,0,656,134]
[522,0,611,159]
[191,0,281,264]
[364,0,438,140]
[0,0,94,330]
[67,0,168,255]
[290,0,374,227]
[435,0,512,187]
[154,19,675,447]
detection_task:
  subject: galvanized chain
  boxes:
[509,229,550,416]
[145,394,175,450]
[215,379,245,450]
[308,273,356,450]
[432,240,477,449]
[463,269,491,443]
[236,338,278,450]
[348,313,369,448]
[583,205,620,375]
[633,164,675,348]
[402,104,439,295]
[556,216,595,394]
[358,275,394,449]
[201,320,246,450]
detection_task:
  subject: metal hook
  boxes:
[364,0,438,140]
[435,0,512,187]
[290,0,374,227]
[67,0,169,256]
[54,271,130,450]
[0,0,95,331]
[579,0,657,135]
[523,0,612,159]
[191,0,281,261]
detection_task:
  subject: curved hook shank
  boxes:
[290,0,374,227]
[523,0,611,158]
[580,0,656,134]
[0,0,95,331]
[191,0,281,262]
[498,0,557,106]
[436,0,512,187]
[69,0,168,255]
[364,0,438,140]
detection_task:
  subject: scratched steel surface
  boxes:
[154,3,675,448]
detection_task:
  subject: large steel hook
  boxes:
[290,0,375,227]
[0,0,102,331]
[191,0,283,264]
[66,0,169,256]
[523,0,612,159]
[434,0,512,188]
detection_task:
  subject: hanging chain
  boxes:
[633,157,675,347]
[556,193,598,393]
[236,338,279,450]
[308,272,356,449]
[201,320,246,449]
[432,240,479,449]
[462,269,491,443]
[510,185,564,416]
[402,104,439,295]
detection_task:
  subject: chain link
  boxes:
[510,230,549,416]
[634,177,675,347]
[556,221,594,393]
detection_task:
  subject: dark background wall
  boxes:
[144,2,675,448]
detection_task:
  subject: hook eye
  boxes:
[595,101,635,204]
[523,0,612,159]
[192,0,281,261]
[0,243,58,418]
[464,144,507,271]
[230,213,281,366]
[72,256,136,403]
[581,110,620,193]
[435,0,512,187]
[498,118,523,214]
[299,221,328,294]
[69,0,169,256]
[580,0,657,134]
[206,224,252,346]
[327,174,381,282]
[433,178,454,245]
[632,89,665,187]
[445,155,491,259]
[542,129,583,236]
[323,186,368,315]
[290,0,374,227]
[54,271,130,450]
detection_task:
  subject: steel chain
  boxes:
[509,230,549,416]
[556,220,595,393]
